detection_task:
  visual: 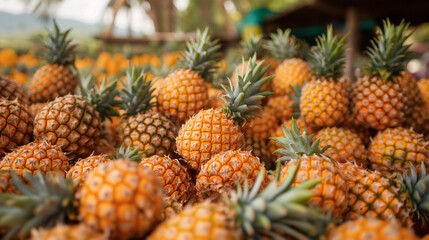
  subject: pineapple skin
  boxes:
[242,108,277,142]
[279,155,348,216]
[368,127,429,175]
[0,99,33,155]
[300,78,349,128]
[120,111,177,158]
[67,154,110,182]
[157,69,209,124]
[273,58,311,95]
[31,223,108,240]
[242,135,273,170]
[176,108,243,171]
[196,150,268,201]
[0,76,30,106]
[148,201,240,240]
[315,127,367,167]
[0,140,70,193]
[139,155,194,204]
[265,95,294,125]
[29,64,77,103]
[352,75,407,130]
[78,159,163,239]
[327,218,418,240]
[33,94,102,161]
[340,162,412,226]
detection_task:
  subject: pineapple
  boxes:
[119,66,178,158]
[0,76,29,106]
[300,25,349,128]
[0,172,77,240]
[419,78,429,106]
[352,20,413,130]
[264,29,311,95]
[176,56,273,171]
[149,163,325,240]
[28,102,48,117]
[368,127,429,175]
[157,28,221,124]
[326,218,418,240]
[315,127,367,167]
[161,197,184,221]
[273,119,348,216]
[195,150,268,201]
[265,83,302,124]
[241,107,277,142]
[139,155,194,204]
[0,99,33,156]
[342,162,429,226]
[33,77,119,161]
[242,135,273,169]
[0,140,70,193]
[79,159,163,239]
[29,20,77,103]
[31,223,107,240]
[66,154,110,183]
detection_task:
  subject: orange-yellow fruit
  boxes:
[28,102,48,117]
[31,223,108,240]
[29,64,77,103]
[148,201,239,240]
[208,86,225,109]
[93,138,116,155]
[419,78,429,106]
[315,127,367,167]
[301,78,349,128]
[265,95,295,124]
[196,150,267,200]
[0,99,33,156]
[242,136,273,170]
[242,108,277,142]
[0,76,29,106]
[279,155,348,216]
[120,111,177,158]
[352,75,407,130]
[157,69,209,124]
[139,155,193,204]
[67,154,110,182]
[327,218,418,240]
[273,58,311,95]
[161,197,184,221]
[368,127,429,175]
[79,159,163,239]
[0,140,70,193]
[176,108,243,171]
[33,95,102,161]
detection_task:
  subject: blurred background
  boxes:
[0,0,428,85]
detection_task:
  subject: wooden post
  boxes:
[345,7,359,81]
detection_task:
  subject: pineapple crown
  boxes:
[287,83,303,119]
[178,28,222,81]
[400,163,429,223]
[228,161,325,239]
[110,146,143,162]
[43,19,76,66]
[311,25,348,79]
[0,171,77,240]
[118,65,155,117]
[78,75,120,121]
[364,19,414,81]
[271,119,330,163]
[222,55,274,125]
[240,33,264,59]
[264,28,296,60]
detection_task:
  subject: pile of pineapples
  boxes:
[0,18,429,240]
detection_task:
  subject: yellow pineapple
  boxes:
[79,159,163,239]
[273,119,348,216]
[419,78,429,106]
[242,135,273,169]
[29,20,77,103]
[66,154,110,183]
[0,99,33,156]
[31,223,107,240]
[301,26,349,128]
[196,150,268,200]
[368,127,429,175]
[119,67,177,157]
[157,29,221,124]
[326,218,418,240]
[0,76,29,106]
[265,83,302,124]
[176,56,273,171]
[242,107,277,142]
[352,20,412,130]
[149,163,324,240]
[264,29,311,95]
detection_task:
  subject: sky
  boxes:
[0,0,191,34]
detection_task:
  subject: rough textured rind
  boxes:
[273,58,311,95]
[0,76,30,106]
